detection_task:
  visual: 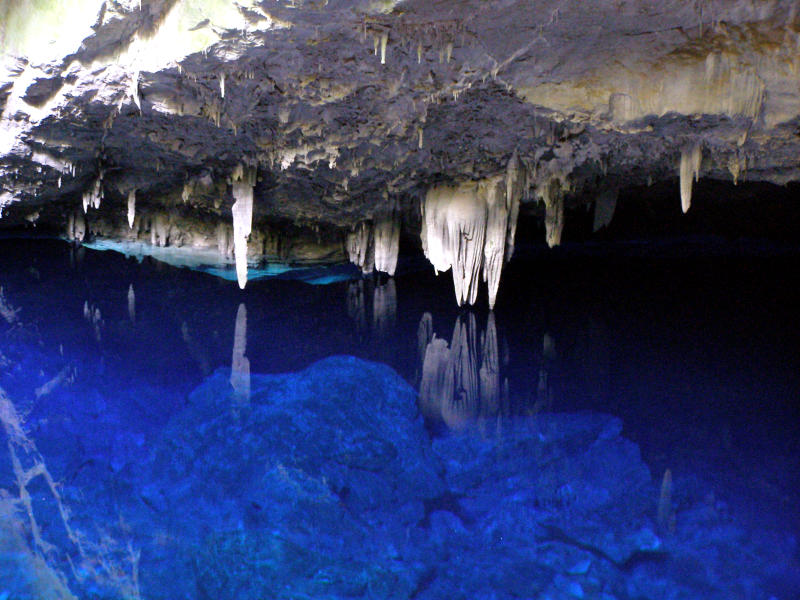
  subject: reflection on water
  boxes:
[128,284,136,324]
[346,277,398,339]
[418,311,507,430]
[1,239,800,599]
[418,312,557,432]
[230,302,250,410]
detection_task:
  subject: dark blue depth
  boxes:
[0,237,799,600]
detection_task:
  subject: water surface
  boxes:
[1,236,798,599]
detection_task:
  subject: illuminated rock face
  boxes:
[1,0,799,303]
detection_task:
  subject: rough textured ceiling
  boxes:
[0,0,799,300]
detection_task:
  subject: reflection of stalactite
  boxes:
[230,302,250,410]
[415,312,434,383]
[83,300,103,342]
[127,284,136,324]
[346,279,368,335]
[419,335,454,422]
[180,321,210,376]
[372,278,396,338]
[345,277,399,341]
[479,312,500,415]
[535,333,556,413]
[418,311,509,431]
[447,312,480,429]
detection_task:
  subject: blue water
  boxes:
[1,236,799,599]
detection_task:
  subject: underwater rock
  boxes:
[141,355,444,597]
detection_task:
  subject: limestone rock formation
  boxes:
[1,0,799,304]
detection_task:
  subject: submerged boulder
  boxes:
[142,355,445,598]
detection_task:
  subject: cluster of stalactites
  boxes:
[421,153,522,308]
[231,164,257,290]
[82,171,104,213]
[679,144,702,213]
[346,200,400,277]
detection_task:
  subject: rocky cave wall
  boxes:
[1,0,799,304]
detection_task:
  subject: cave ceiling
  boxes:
[1,0,799,300]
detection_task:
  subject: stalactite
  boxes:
[422,181,486,306]
[679,144,702,213]
[422,155,524,308]
[539,179,564,248]
[483,177,508,310]
[82,173,103,213]
[217,222,234,259]
[231,164,256,289]
[728,151,746,185]
[346,221,375,274]
[150,213,170,247]
[504,150,523,262]
[380,31,388,65]
[66,210,86,243]
[127,190,136,229]
[373,200,400,276]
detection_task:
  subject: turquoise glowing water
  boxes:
[1,237,798,599]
